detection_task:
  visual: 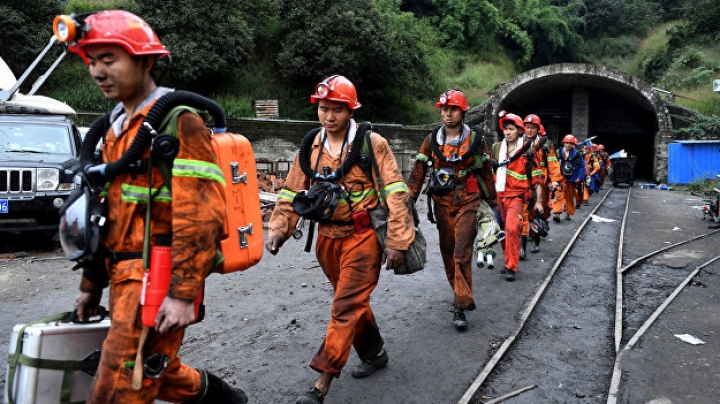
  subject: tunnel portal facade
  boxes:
[466,64,677,182]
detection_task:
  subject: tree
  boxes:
[275,0,437,119]
[137,0,255,92]
[584,0,663,38]
[681,0,720,36]
[401,0,501,53]
[0,0,63,88]
[495,0,586,66]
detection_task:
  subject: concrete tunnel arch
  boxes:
[465,63,675,182]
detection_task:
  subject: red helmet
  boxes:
[55,11,170,65]
[539,124,546,136]
[498,113,525,134]
[310,75,361,110]
[562,134,577,145]
[592,144,599,152]
[523,114,542,127]
[598,144,605,151]
[436,89,470,111]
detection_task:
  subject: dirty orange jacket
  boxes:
[269,125,415,252]
[532,136,563,184]
[407,127,496,205]
[584,152,600,176]
[490,140,545,198]
[82,89,226,301]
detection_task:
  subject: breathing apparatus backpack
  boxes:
[426,125,489,198]
[63,91,263,275]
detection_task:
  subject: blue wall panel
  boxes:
[668,142,720,184]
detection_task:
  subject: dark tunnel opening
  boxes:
[497,82,658,182]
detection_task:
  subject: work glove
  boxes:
[265,235,285,255]
[83,164,107,189]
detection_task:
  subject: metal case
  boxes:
[4,318,110,404]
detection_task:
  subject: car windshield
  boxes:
[0,122,72,154]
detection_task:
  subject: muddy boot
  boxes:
[520,236,527,260]
[453,309,468,330]
[552,213,560,222]
[188,370,248,404]
[530,234,540,253]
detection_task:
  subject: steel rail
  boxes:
[458,187,616,404]
[606,254,720,404]
[614,187,633,352]
[619,229,720,274]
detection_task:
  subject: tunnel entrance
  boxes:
[468,64,674,182]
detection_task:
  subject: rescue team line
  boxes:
[458,185,720,404]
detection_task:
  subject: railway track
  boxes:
[458,186,720,404]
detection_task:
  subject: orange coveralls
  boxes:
[582,152,600,202]
[80,88,226,403]
[491,141,543,272]
[268,126,414,377]
[600,152,611,185]
[552,147,585,217]
[407,127,496,310]
[522,136,563,235]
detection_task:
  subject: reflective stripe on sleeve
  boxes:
[172,159,226,185]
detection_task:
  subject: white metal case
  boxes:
[4,317,110,404]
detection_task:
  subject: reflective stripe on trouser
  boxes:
[310,229,384,377]
[86,280,200,403]
[552,183,577,216]
[434,199,479,310]
[499,196,525,272]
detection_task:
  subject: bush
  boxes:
[64,0,139,13]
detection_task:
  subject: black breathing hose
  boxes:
[80,90,226,178]
[79,113,110,169]
[297,122,368,182]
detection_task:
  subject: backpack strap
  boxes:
[155,105,203,190]
[149,105,224,271]
[468,128,491,200]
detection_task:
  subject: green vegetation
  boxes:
[0,0,718,127]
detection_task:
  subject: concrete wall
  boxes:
[76,113,430,180]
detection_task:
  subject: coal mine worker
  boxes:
[553,134,586,221]
[61,10,246,403]
[581,143,601,205]
[265,75,415,404]
[407,89,497,331]
[520,114,562,255]
[489,112,544,281]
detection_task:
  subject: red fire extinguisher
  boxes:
[141,242,204,328]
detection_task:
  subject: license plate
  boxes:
[0,200,7,213]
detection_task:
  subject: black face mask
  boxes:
[427,167,456,196]
[291,182,342,221]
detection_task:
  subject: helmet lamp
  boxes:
[53,15,79,43]
[315,83,331,99]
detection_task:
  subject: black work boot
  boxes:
[351,348,389,378]
[453,309,469,330]
[187,370,248,404]
[530,234,540,253]
[520,236,527,260]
